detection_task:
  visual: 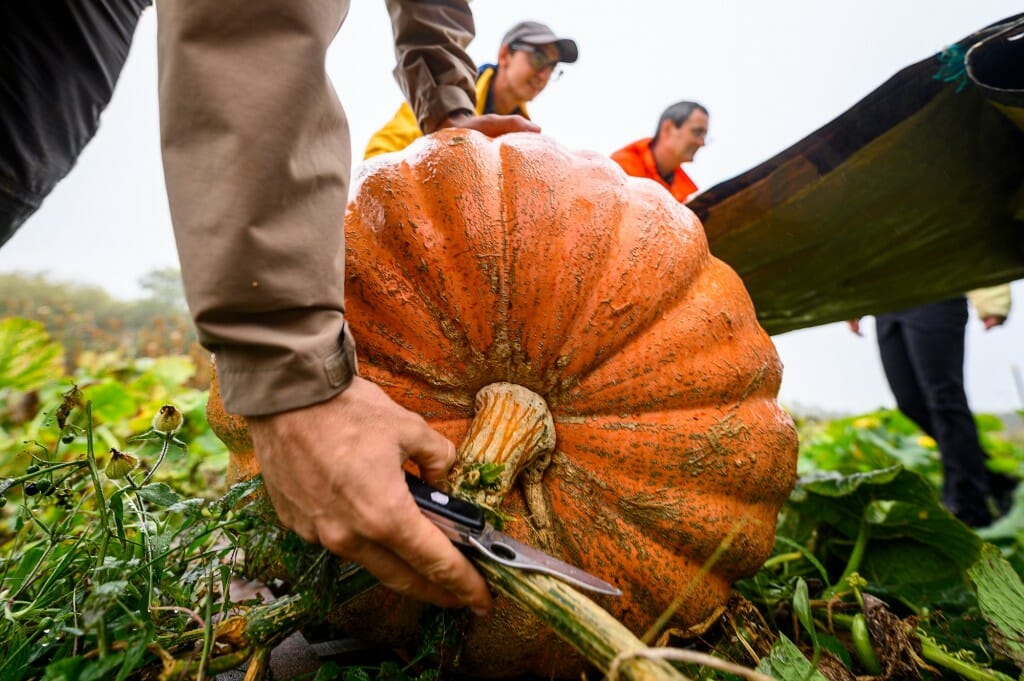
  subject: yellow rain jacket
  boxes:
[364,65,529,159]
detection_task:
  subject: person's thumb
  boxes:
[402,422,458,487]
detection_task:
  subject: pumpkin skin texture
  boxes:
[206,357,258,486]
[317,130,798,678]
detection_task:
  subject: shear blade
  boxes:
[469,530,622,596]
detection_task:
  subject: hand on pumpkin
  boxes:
[437,110,540,137]
[247,376,492,616]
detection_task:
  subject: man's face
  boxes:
[497,42,560,103]
[660,110,709,165]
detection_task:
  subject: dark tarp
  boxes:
[689,13,1024,336]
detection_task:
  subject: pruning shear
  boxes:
[406,472,621,596]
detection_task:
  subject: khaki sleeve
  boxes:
[385,0,476,133]
[157,0,357,417]
[967,284,1012,320]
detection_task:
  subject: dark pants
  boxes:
[875,298,994,526]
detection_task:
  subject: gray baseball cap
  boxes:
[501,21,579,64]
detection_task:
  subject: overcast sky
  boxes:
[1,1,1021,414]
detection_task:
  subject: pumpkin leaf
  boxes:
[968,543,1024,669]
[864,499,981,570]
[861,540,977,610]
[83,382,137,424]
[0,318,65,392]
[794,464,900,499]
[756,634,829,681]
[790,467,976,549]
[786,466,984,612]
[130,356,195,393]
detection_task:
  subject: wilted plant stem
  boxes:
[140,433,174,487]
[197,564,218,681]
[918,635,1014,681]
[120,484,155,613]
[83,401,112,657]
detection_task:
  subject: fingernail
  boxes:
[471,605,490,618]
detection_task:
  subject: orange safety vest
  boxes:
[610,138,697,203]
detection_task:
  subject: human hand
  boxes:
[438,111,541,137]
[247,376,492,616]
[981,315,1007,330]
[846,319,862,336]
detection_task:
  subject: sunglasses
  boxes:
[510,43,562,75]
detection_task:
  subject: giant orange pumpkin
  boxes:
[214,130,798,678]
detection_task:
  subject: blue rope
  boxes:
[932,44,969,93]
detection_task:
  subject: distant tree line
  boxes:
[0,269,206,383]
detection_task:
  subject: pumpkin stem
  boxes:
[449,383,556,510]
[521,450,559,554]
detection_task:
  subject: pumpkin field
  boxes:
[2,312,1023,681]
[2,2,1023,678]
[3,132,1024,681]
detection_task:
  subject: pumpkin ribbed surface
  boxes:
[326,130,798,677]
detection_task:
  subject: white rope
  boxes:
[606,647,775,681]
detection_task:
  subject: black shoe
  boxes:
[951,505,993,528]
[989,472,1018,517]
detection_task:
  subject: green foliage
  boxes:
[795,409,944,481]
[459,461,505,490]
[0,318,65,393]
[0,394,251,680]
[790,465,983,596]
[732,407,1024,681]
[138,267,187,311]
[756,634,829,681]
[0,271,198,371]
[968,544,1024,669]
[0,317,242,680]
[4,314,1024,680]
[0,321,225,493]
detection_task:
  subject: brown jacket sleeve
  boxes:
[157,0,356,416]
[157,1,477,417]
[386,0,476,133]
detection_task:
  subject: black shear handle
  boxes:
[405,471,485,532]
